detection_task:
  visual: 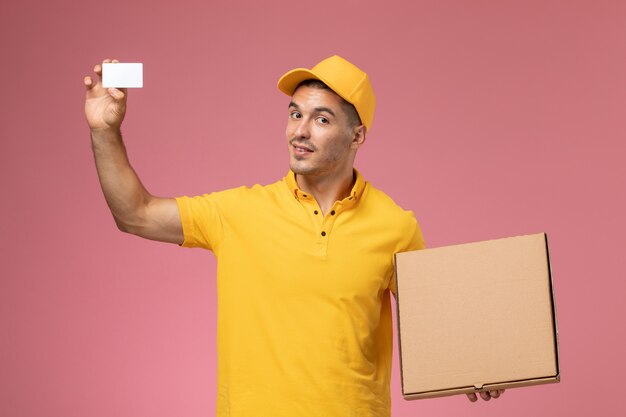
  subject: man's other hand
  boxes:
[84,59,127,131]
[467,390,505,402]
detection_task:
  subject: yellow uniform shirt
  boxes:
[176,170,425,417]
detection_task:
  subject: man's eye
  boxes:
[290,111,301,119]
[317,117,329,124]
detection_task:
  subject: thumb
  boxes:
[108,88,125,100]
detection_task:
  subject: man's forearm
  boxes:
[91,128,151,232]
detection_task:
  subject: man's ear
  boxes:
[351,125,367,149]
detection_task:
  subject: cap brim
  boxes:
[277,68,323,96]
[278,67,351,101]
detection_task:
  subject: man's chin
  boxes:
[290,161,319,176]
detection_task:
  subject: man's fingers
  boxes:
[84,76,94,90]
[88,59,126,98]
[107,88,125,100]
[107,87,126,101]
[94,59,113,77]
[468,389,505,402]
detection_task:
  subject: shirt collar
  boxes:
[285,169,366,204]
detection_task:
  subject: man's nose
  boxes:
[292,119,310,139]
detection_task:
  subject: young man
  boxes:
[84,55,501,416]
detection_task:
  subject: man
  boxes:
[84,55,502,416]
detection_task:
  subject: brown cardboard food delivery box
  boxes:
[394,233,560,400]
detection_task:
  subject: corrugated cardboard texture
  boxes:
[395,233,559,399]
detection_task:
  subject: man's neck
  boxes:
[295,169,355,215]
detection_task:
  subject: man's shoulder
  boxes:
[358,180,425,252]
[355,181,418,235]
[361,181,415,217]
[194,176,288,206]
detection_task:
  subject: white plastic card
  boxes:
[102,63,143,88]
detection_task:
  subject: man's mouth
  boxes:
[291,142,315,153]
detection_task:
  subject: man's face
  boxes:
[286,85,362,177]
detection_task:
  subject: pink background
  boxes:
[1,0,624,416]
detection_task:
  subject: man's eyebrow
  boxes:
[287,102,336,118]
[314,107,336,117]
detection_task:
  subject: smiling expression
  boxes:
[286,85,364,178]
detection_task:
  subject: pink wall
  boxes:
[1,0,624,415]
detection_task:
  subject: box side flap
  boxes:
[544,233,561,378]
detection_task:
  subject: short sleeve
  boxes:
[176,194,225,251]
[389,214,426,295]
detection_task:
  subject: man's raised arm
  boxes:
[84,59,183,244]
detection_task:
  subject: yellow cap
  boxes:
[277,55,376,130]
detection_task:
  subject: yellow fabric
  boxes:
[176,170,425,417]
